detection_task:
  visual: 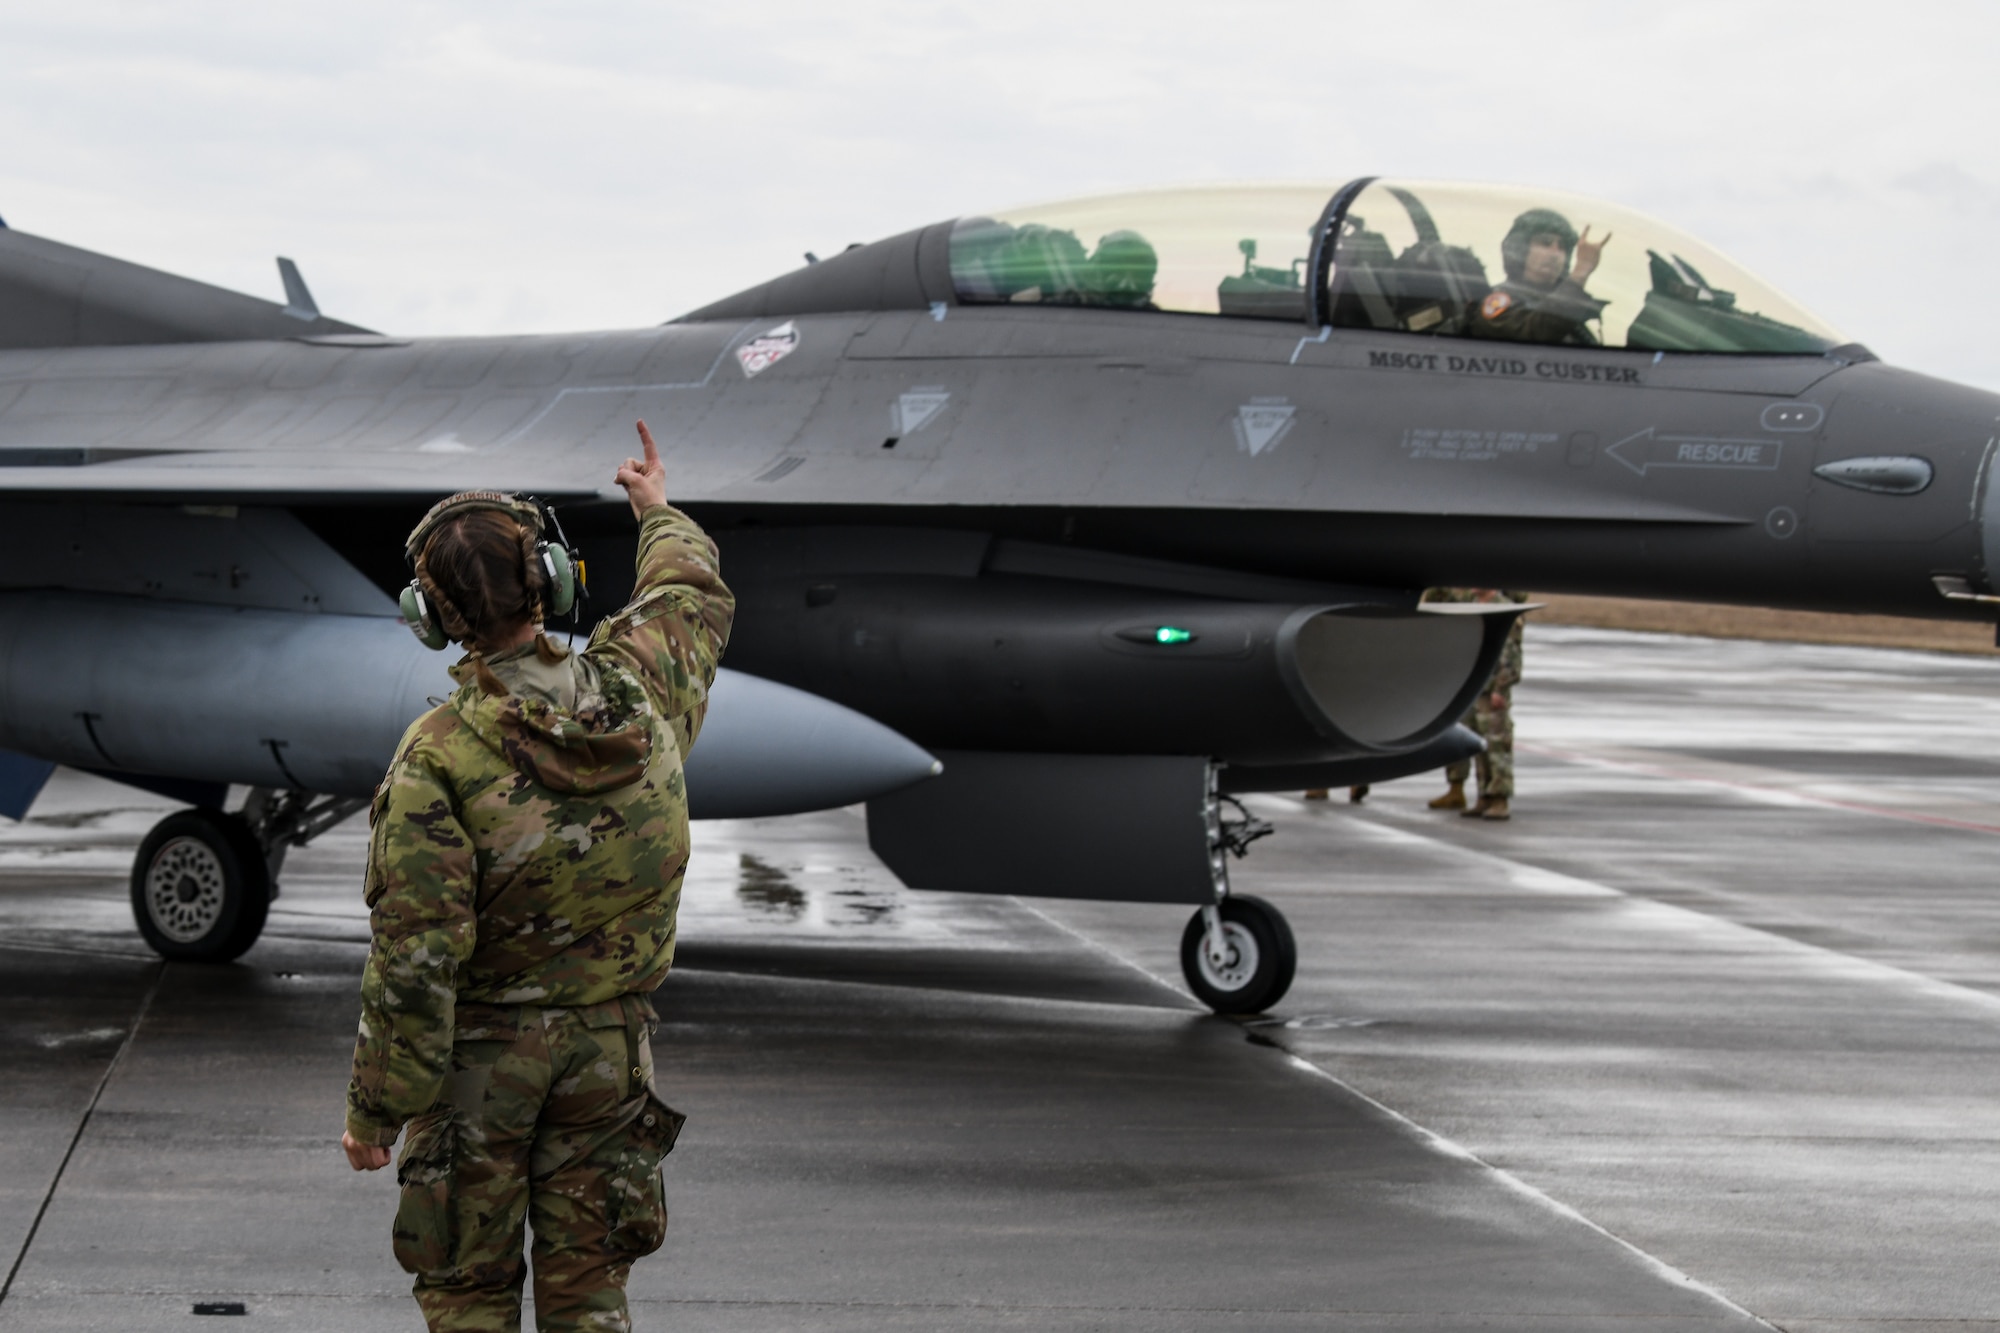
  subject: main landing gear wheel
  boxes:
[1180,894,1297,1015]
[130,809,271,963]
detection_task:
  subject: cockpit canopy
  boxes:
[950,185,1335,321]
[948,178,1844,355]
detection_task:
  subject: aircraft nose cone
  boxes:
[685,669,940,819]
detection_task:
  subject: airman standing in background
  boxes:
[1426,588,1528,820]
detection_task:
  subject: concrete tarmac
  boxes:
[2,624,1997,1329]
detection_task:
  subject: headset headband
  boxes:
[404,491,546,565]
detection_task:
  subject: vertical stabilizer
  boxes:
[277,257,319,321]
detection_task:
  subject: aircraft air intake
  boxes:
[1286,608,1489,745]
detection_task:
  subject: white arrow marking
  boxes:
[1606,427,1782,476]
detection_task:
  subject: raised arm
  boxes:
[590,420,735,755]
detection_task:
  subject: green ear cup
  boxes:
[542,544,577,617]
[400,583,450,651]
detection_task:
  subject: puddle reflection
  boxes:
[831,886,896,926]
[718,851,905,931]
[737,853,806,920]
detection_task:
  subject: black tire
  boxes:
[1179,894,1297,1015]
[130,809,271,963]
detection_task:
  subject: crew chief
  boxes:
[341,421,733,1332]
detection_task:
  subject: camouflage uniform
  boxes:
[1426,588,1526,801]
[347,503,733,1333]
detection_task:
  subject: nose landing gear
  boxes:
[1180,895,1297,1014]
[1177,787,1297,1014]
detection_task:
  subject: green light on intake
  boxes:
[1154,626,1195,645]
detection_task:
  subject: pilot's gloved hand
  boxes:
[1573,225,1613,287]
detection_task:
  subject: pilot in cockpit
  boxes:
[1468,208,1611,346]
[1078,229,1159,310]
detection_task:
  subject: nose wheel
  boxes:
[1179,894,1296,1014]
[130,809,271,962]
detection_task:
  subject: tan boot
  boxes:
[1462,797,1490,818]
[1428,784,1467,811]
[1480,798,1511,821]
[1348,784,1370,804]
[1303,788,1329,800]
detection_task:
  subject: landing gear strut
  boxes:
[1178,784,1296,1014]
[129,787,367,963]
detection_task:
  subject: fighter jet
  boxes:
[0,175,1989,1013]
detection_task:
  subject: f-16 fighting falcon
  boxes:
[0,175,1991,1014]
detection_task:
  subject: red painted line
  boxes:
[1520,741,2000,837]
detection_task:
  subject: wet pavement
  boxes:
[3,624,1999,1329]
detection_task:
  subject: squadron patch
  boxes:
[736,321,799,378]
[1480,291,1514,320]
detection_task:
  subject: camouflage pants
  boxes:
[392,995,684,1333]
[1445,684,1515,799]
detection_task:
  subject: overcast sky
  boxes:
[3,2,1995,388]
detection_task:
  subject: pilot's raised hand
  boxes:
[1572,226,1613,287]
[616,420,669,519]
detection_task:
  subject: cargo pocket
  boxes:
[391,1111,459,1277]
[605,1091,685,1259]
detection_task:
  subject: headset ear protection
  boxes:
[400,491,580,651]
[539,538,578,618]
[399,583,451,651]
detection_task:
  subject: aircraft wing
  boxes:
[0,448,614,502]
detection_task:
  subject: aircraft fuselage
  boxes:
[0,311,1989,622]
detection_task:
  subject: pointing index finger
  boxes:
[635,420,659,466]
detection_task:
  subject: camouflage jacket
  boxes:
[346,503,733,1145]
[1423,587,1527,691]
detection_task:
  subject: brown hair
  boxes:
[414,510,557,693]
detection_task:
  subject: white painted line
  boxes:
[1007,897,1204,1010]
[1287,792,2000,1017]
[1279,1053,1781,1331]
[679,963,1194,1019]
[1524,741,2000,836]
[2,961,164,1304]
[1007,878,1777,1327]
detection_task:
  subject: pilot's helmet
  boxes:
[1500,208,1579,282]
[995,224,1088,300]
[1083,229,1158,307]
